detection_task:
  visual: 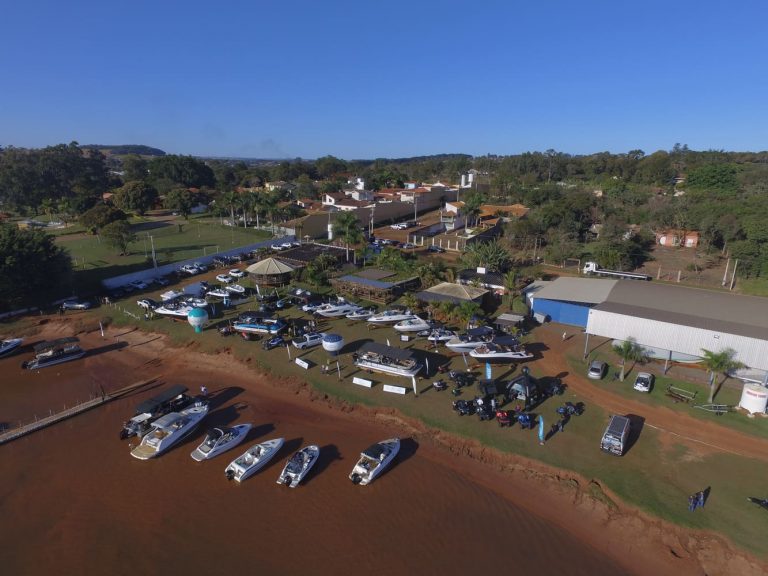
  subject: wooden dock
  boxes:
[0,378,158,446]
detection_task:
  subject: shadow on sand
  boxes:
[624,413,646,455]
[303,443,341,486]
[207,386,245,410]
[85,341,129,357]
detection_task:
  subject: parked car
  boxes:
[401,242,416,249]
[192,262,207,272]
[427,245,445,253]
[216,274,234,284]
[61,299,91,310]
[587,360,608,380]
[130,279,149,290]
[292,332,325,350]
[212,256,231,268]
[137,298,159,310]
[152,276,170,287]
[633,372,655,393]
[229,269,245,278]
[179,264,201,276]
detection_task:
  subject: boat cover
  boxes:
[135,384,189,415]
[33,337,79,353]
[358,342,413,361]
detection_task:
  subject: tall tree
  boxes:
[332,211,364,261]
[101,220,136,255]
[164,188,195,219]
[612,338,646,381]
[113,181,158,215]
[0,224,72,309]
[700,348,744,403]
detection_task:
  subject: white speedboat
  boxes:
[349,438,400,485]
[191,423,252,461]
[225,438,285,482]
[225,284,246,295]
[184,297,208,308]
[469,342,533,361]
[276,445,320,488]
[22,338,85,370]
[367,309,417,324]
[445,326,495,353]
[130,403,209,460]
[0,338,23,358]
[160,289,184,301]
[354,342,422,378]
[346,307,376,320]
[393,317,431,332]
[120,384,194,440]
[205,287,231,298]
[154,303,194,319]
[422,328,456,343]
[314,298,362,318]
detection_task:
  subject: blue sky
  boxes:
[1,0,766,159]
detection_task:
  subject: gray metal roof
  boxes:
[533,277,617,304]
[598,282,768,339]
[338,275,395,289]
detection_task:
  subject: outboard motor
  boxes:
[433,380,447,391]
[351,473,362,484]
[225,469,235,481]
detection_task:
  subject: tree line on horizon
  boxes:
[1,142,767,287]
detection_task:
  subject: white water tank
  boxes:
[739,384,768,414]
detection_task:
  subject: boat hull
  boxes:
[23,350,85,370]
[349,438,400,486]
[190,423,252,461]
[276,445,320,488]
[354,360,421,378]
[0,338,23,357]
[225,438,285,482]
[131,406,208,460]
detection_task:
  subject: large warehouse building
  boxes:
[528,277,768,383]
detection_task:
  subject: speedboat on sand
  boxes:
[225,438,285,482]
[367,309,417,324]
[314,298,362,318]
[445,326,495,353]
[154,302,194,319]
[191,423,252,461]
[393,317,431,332]
[205,286,231,298]
[0,338,23,357]
[349,438,400,485]
[232,314,286,335]
[421,328,456,343]
[469,342,533,361]
[225,283,246,295]
[130,402,209,460]
[276,445,320,487]
[346,307,376,320]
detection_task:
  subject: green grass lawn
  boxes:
[574,351,768,440]
[73,287,768,558]
[56,216,271,294]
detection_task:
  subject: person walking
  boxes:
[688,494,697,512]
[562,331,567,341]
[200,386,208,398]
[697,491,706,509]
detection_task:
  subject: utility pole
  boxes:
[150,235,157,268]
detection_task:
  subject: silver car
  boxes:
[633,372,655,393]
[587,360,607,380]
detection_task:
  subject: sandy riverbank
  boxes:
[1,319,766,576]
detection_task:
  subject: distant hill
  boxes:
[81,144,166,156]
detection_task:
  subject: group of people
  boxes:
[688,490,707,511]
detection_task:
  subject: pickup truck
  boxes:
[292,332,325,350]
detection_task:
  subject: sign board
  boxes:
[352,377,373,388]
[294,358,310,370]
[486,362,492,380]
[383,384,407,395]
[400,334,410,342]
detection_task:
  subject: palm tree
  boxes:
[248,190,263,229]
[504,269,519,309]
[612,338,646,381]
[332,210,363,261]
[462,191,485,228]
[700,348,744,403]
[455,301,481,329]
[220,190,238,227]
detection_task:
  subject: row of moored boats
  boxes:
[122,385,399,486]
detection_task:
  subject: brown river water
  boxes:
[0,332,629,576]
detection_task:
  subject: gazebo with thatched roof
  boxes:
[246,257,296,286]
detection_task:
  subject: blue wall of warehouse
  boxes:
[532,299,591,327]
